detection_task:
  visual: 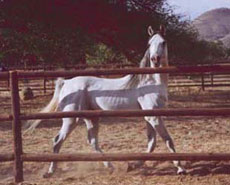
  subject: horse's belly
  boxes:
[92,97,139,110]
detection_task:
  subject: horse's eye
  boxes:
[162,41,166,46]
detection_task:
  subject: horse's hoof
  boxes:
[177,168,187,175]
[43,172,53,178]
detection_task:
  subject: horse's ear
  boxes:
[159,25,166,36]
[147,26,154,36]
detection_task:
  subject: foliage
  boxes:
[86,43,127,65]
[0,0,228,67]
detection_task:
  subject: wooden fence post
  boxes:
[201,74,205,91]
[43,65,46,94]
[10,71,24,183]
[211,73,214,86]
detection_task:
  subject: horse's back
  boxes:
[57,76,167,112]
[58,76,140,111]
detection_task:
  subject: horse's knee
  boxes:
[145,116,157,123]
[166,138,176,153]
[52,133,65,153]
[147,132,152,141]
[146,124,156,139]
[86,120,99,145]
[165,137,173,146]
[90,138,97,149]
[145,117,160,128]
[87,128,93,144]
[147,138,156,153]
[53,141,62,153]
[53,134,60,143]
[146,130,156,152]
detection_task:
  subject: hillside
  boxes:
[193,8,230,48]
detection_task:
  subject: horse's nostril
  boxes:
[155,61,160,67]
[156,56,161,62]
[151,56,161,67]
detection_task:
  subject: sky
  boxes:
[168,0,230,20]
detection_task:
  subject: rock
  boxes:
[19,87,34,100]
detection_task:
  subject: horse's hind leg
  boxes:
[84,118,114,171]
[43,117,78,178]
[149,116,186,174]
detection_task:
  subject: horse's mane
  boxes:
[123,48,151,89]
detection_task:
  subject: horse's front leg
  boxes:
[127,121,157,171]
[150,116,186,174]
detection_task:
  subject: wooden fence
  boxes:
[1,65,230,183]
[2,65,230,93]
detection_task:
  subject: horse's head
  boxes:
[147,25,168,68]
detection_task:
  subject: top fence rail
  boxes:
[1,65,230,79]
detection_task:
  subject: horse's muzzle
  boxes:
[151,56,161,67]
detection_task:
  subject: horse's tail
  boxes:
[25,78,65,133]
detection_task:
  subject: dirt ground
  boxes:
[1,82,230,185]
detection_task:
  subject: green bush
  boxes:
[86,43,127,65]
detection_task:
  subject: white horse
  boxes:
[27,25,186,177]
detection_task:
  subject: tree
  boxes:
[0,0,227,67]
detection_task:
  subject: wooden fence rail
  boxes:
[15,65,230,78]
[2,152,230,162]
[0,72,9,79]
[0,114,13,121]
[21,153,230,162]
[0,153,14,162]
[1,65,230,93]
[1,65,230,183]
[20,108,230,120]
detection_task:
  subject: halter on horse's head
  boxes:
[147,25,168,68]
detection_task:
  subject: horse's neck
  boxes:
[155,48,169,87]
[153,73,168,87]
[153,52,169,87]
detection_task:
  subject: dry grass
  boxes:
[1,84,230,185]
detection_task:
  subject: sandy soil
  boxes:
[1,82,230,185]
